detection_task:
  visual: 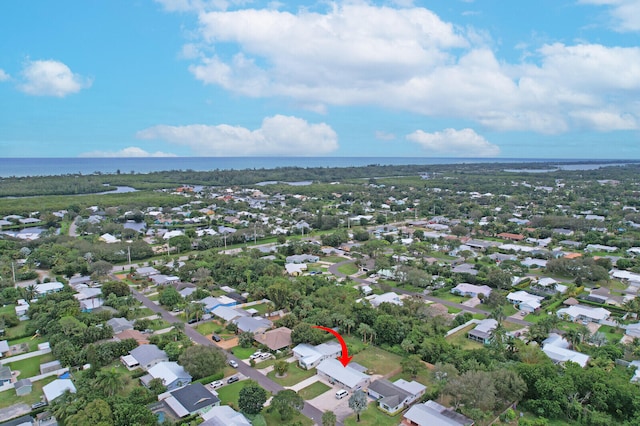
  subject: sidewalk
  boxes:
[287,375,320,392]
[0,348,51,365]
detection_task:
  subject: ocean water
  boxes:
[0,157,634,178]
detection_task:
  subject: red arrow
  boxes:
[313,326,353,367]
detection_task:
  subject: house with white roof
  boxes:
[557,304,611,324]
[200,296,237,313]
[316,358,371,392]
[451,283,492,298]
[542,333,590,368]
[99,233,120,244]
[141,362,192,391]
[403,400,474,426]
[506,291,544,313]
[467,319,498,344]
[14,299,29,320]
[293,341,342,369]
[136,266,160,277]
[200,406,251,426]
[35,282,64,297]
[42,379,76,403]
[211,306,248,323]
[368,292,403,308]
[0,340,10,358]
[233,316,272,334]
[367,378,426,414]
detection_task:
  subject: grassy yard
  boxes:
[432,291,469,304]
[322,255,348,263]
[337,263,359,275]
[0,375,56,409]
[146,292,160,301]
[389,368,434,389]
[195,321,234,339]
[447,306,462,314]
[0,304,15,315]
[243,303,269,315]
[9,335,47,352]
[344,402,400,426]
[262,408,313,426]
[232,346,257,360]
[8,353,55,379]
[598,325,623,343]
[351,346,403,375]
[5,322,29,339]
[267,365,317,387]
[445,324,483,350]
[298,381,331,400]
[215,380,246,406]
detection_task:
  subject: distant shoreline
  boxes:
[0,157,637,178]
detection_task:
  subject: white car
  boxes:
[249,352,263,360]
[335,389,349,399]
[210,380,223,389]
[228,360,239,368]
[259,352,271,360]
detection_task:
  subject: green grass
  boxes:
[232,346,257,360]
[262,408,313,426]
[0,375,57,409]
[8,353,55,379]
[343,402,400,426]
[195,321,223,336]
[8,335,47,352]
[322,255,348,263]
[0,304,15,315]
[298,381,331,400]
[426,251,457,260]
[432,291,469,304]
[388,368,434,389]
[598,325,623,343]
[445,324,483,350]
[447,306,463,314]
[5,322,29,339]
[215,380,246,406]
[243,303,269,315]
[147,292,160,301]
[337,263,359,275]
[351,346,403,375]
[267,365,317,387]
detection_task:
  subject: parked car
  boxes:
[259,352,271,360]
[227,376,239,384]
[335,389,349,400]
[31,401,48,410]
[187,318,197,324]
[249,352,263,360]
[211,334,221,342]
[228,360,239,368]
[210,380,223,389]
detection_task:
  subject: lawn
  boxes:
[262,408,313,426]
[447,306,462,314]
[388,368,434,389]
[298,381,331,400]
[215,380,246,406]
[5,322,29,339]
[0,375,57,409]
[195,321,233,338]
[598,325,623,343]
[267,365,317,387]
[445,324,483,350]
[0,304,15,315]
[337,263,359,275]
[344,402,400,426]
[147,292,160,301]
[232,346,257,360]
[351,346,403,375]
[8,352,55,379]
[432,291,469,304]
[9,335,47,352]
[243,303,269,315]
[322,255,348,263]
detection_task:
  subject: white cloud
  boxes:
[177,3,640,134]
[136,115,339,156]
[0,69,9,82]
[19,59,92,97]
[580,0,640,32]
[79,147,177,158]
[407,128,500,157]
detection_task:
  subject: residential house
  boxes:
[107,317,135,334]
[0,340,10,358]
[293,341,342,369]
[114,329,149,345]
[150,274,180,286]
[211,306,248,323]
[0,366,12,385]
[285,263,307,276]
[141,362,192,391]
[557,305,611,324]
[451,283,492,298]
[254,327,292,351]
[316,359,371,392]
[68,275,92,289]
[533,277,568,295]
[74,287,103,312]
[99,233,120,244]
[136,266,160,277]
[368,378,426,415]
[15,299,29,321]
[506,291,544,313]
[521,258,548,268]
[467,319,498,344]
[497,232,525,241]
[368,292,403,308]
[121,344,168,371]
[451,263,478,276]
[35,282,64,297]
[200,406,251,426]
[402,400,474,426]
[233,316,272,334]
[200,296,237,314]
[285,254,320,264]
[542,333,590,368]
[159,383,220,418]
[0,415,35,426]
[14,379,32,396]
[42,379,76,403]
[178,287,197,298]
[586,244,618,253]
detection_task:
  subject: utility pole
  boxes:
[11,262,16,283]
[254,222,257,245]
[127,246,131,265]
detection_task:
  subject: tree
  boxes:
[159,286,181,308]
[348,389,368,422]
[66,399,113,426]
[178,345,226,379]
[272,389,304,421]
[95,368,124,397]
[401,355,423,378]
[492,369,527,405]
[322,411,337,426]
[238,331,255,348]
[101,280,130,297]
[238,383,268,415]
[90,260,113,277]
[274,360,290,376]
[148,378,166,395]
[444,370,497,411]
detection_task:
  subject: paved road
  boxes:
[329,259,532,327]
[68,216,80,237]
[130,288,328,425]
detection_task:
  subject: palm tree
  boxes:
[24,284,37,301]
[564,329,582,348]
[490,306,506,325]
[95,368,123,397]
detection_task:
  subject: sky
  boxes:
[1,0,639,159]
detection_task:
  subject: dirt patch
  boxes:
[214,336,238,350]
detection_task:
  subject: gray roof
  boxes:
[130,344,167,366]
[369,379,411,401]
[170,383,220,414]
[404,401,474,426]
[107,317,134,332]
[317,359,370,389]
[201,406,251,426]
[14,378,32,389]
[0,366,11,380]
[233,316,272,333]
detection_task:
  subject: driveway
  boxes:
[0,403,31,424]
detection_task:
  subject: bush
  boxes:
[193,371,224,384]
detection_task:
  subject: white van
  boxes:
[335,389,349,399]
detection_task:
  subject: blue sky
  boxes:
[1,0,639,158]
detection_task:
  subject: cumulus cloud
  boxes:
[0,69,9,82]
[136,115,339,156]
[79,147,177,158]
[177,3,640,134]
[407,128,500,157]
[580,0,640,32]
[19,59,92,97]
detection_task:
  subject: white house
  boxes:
[293,341,342,369]
[542,333,590,368]
[141,362,192,391]
[557,305,611,323]
[35,282,64,297]
[43,379,76,403]
[316,359,371,392]
[451,283,492,298]
[506,291,544,313]
[368,292,403,308]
